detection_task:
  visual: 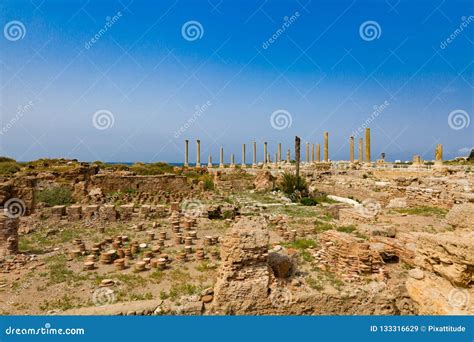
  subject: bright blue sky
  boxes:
[0,0,473,163]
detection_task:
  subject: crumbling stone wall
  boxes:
[211,170,255,193]
[212,218,274,314]
[0,214,19,257]
[89,174,190,193]
[314,231,384,282]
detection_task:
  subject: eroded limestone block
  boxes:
[102,205,117,222]
[414,231,474,287]
[139,205,151,219]
[84,205,100,220]
[66,205,82,221]
[446,203,474,229]
[51,205,66,221]
[119,204,134,221]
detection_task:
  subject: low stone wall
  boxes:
[40,203,169,222]
[89,174,190,193]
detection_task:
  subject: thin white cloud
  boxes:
[458,147,473,155]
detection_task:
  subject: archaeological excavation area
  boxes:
[0,134,473,316]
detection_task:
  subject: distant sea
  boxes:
[106,162,209,167]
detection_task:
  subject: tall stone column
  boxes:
[311,144,315,163]
[323,132,329,162]
[230,154,235,168]
[316,143,320,162]
[305,142,309,163]
[219,147,224,168]
[365,128,371,163]
[263,142,268,164]
[295,136,301,179]
[435,144,443,166]
[196,139,201,167]
[208,155,213,168]
[252,141,257,168]
[349,136,354,163]
[241,144,246,168]
[278,143,282,163]
[358,138,363,162]
[412,155,422,167]
[286,149,291,163]
[184,140,189,167]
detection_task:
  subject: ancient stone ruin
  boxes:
[0,130,472,316]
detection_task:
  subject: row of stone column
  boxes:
[184,140,326,168]
[348,128,371,163]
[184,128,372,167]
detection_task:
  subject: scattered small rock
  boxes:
[408,268,424,280]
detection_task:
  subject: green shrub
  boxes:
[201,175,214,191]
[36,186,74,206]
[279,172,308,201]
[107,163,130,171]
[130,162,174,175]
[300,197,318,206]
[306,276,323,291]
[336,225,356,233]
[0,156,16,163]
[0,162,20,175]
[283,238,317,250]
[314,220,333,232]
[393,206,448,218]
